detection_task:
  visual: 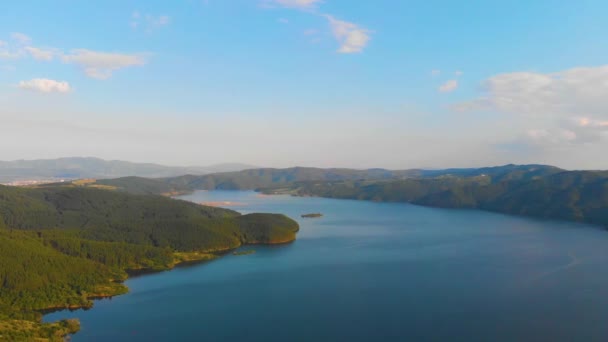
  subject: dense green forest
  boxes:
[0,184,298,341]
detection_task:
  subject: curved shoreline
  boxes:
[40,238,296,321]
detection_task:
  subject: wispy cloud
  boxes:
[11,32,31,45]
[261,1,371,54]
[0,50,21,59]
[1,34,57,61]
[0,37,24,59]
[62,49,146,79]
[278,18,289,24]
[1,33,147,80]
[18,78,71,93]
[438,79,458,93]
[431,69,441,77]
[324,15,371,54]
[24,46,56,61]
[131,11,171,31]
[454,70,464,77]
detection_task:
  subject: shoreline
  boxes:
[40,239,295,320]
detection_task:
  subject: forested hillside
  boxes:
[261,170,608,227]
[94,164,563,195]
[86,165,608,228]
[89,164,608,227]
[0,184,298,341]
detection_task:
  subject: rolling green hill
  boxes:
[0,184,298,341]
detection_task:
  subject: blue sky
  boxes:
[1,0,607,169]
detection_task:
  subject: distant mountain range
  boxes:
[0,157,257,183]
[5,158,608,228]
[91,164,608,228]
[91,164,565,195]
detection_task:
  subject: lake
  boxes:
[45,191,608,341]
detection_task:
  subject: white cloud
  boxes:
[2,34,56,61]
[438,79,458,93]
[431,69,441,77]
[25,46,55,61]
[11,32,31,45]
[325,15,370,54]
[278,18,289,24]
[18,78,71,93]
[456,65,608,145]
[266,0,322,9]
[455,70,464,77]
[62,49,146,79]
[1,34,148,79]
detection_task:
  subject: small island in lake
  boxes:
[301,213,323,218]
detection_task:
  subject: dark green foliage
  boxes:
[95,176,191,195]
[0,185,242,250]
[237,213,300,243]
[40,230,175,271]
[164,167,419,190]
[0,183,299,335]
[0,229,125,321]
[0,184,300,252]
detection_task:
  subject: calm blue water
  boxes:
[45,191,608,341]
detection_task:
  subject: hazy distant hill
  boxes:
[158,164,562,191]
[161,167,421,191]
[0,157,257,183]
[93,163,608,228]
[259,166,608,228]
[94,164,563,195]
